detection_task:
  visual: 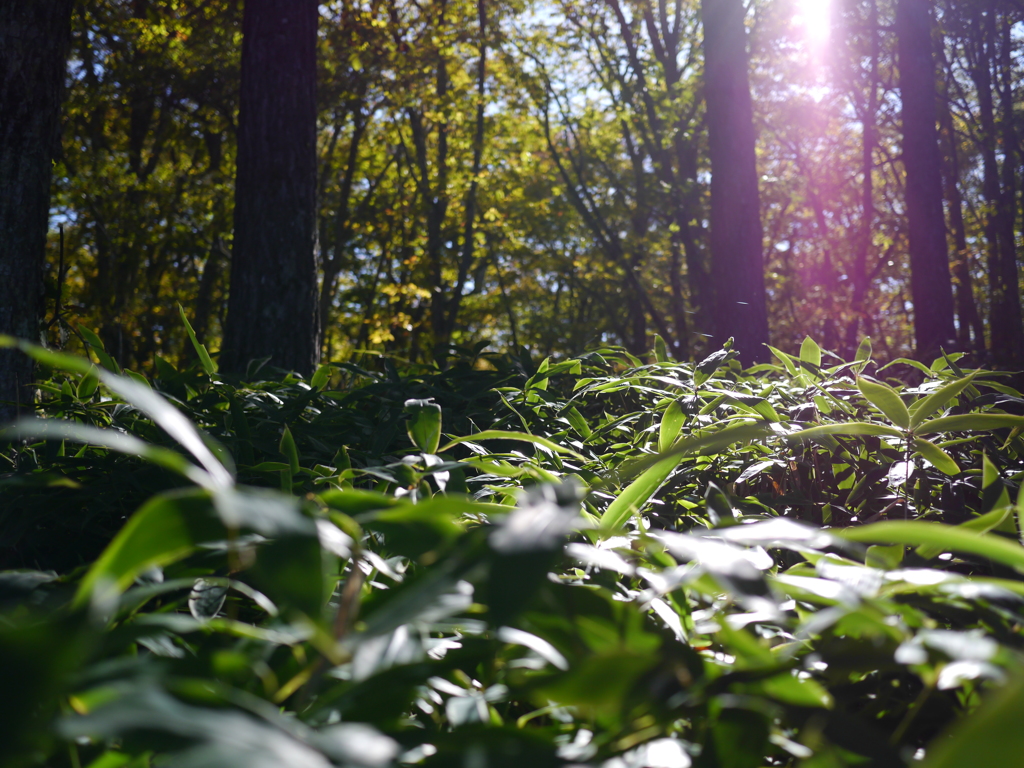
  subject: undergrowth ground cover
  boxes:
[4,327,1024,767]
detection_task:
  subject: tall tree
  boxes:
[895,0,957,360]
[221,0,320,376]
[0,1,74,422]
[936,40,984,354]
[701,0,769,365]
[992,7,1024,365]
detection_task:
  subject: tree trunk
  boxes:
[221,0,320,376]
[445,0,488,345]
[701,0,769,365]
[964,4,1023,367]
[895,0,957,360]
[994,12,1024,366]
[969,7,1003,360]
[937,51,985,354]
[0,0,74,422]
[845,0,879,355]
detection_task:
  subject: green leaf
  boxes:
[0,335,93,377]
[358,496,474,557]
[753,673,833,709]
[695,349,731,385]
[789,422,903,439]
[659,400,685,453]
[838,521,1024,573]
[912,438,960,475]
[7,338,234,486]
[983,451,999,490]
[310,363,332,390]
[538,650,658,717]
[866,544,904,569]
[856,376,910,429]
[404,398,442,454]
[2,418,213,489]
[527,357,551,391]
[916,413,1024,436]
[941,348,967,377]
[920,674,1024,768]
[704,481,736,526]
[74,489,223,608]
[879,357,935,377]
[601,453,685,530]
[1018,485,1024,546]
[76,366,99,400]
[708,708,770,768]
[279,426,300,476]
[799,336,822,368]
[981,453,1015,534]
[212,486,315,537]
[242,534,324,619]
[319,488,401,514]
[909,374,976,428]
[609,421,772,484]
[439,430,585,460]
[77,325,121,374]
[178,304,217,375]
[766,345,798,376]
[855,336,872,363]
[653,334,670,363]
[565,406,592,439]
[916,506,1013,560]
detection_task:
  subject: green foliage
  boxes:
[3,333,1024,767]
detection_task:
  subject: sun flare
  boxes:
[795,0,831,46]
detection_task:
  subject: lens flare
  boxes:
[795,0,831,46]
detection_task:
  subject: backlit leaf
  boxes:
[916,413,1024,436]
[913,438,960,475]
[857,376,911,429]
[404,398,441,454]
[909,374,976,428]
[178,303,217,375]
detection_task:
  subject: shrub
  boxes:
[2,331,1024,768]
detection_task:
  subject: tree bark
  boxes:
[701,0,769,365]
[895,0,957,360]
[446,0,489,345]
[845,0,879,355]
[968,7,1003,358]
[221,0,320,376]
[937,49,984,354]
[0,0,74,422]
[994,12,1024,365]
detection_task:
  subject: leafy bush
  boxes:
[3,330,1024,768]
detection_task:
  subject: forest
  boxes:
[2,0,1024,377]
[4,0,1024,767]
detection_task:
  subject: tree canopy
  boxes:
[30,0,1021,372]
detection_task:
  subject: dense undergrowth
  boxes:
[4,326,1024,768]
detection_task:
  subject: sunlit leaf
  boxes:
[838,521,1024,573]
[404,398,441,454]
[74,489,223,609]
[659,400,685,453]
[601,454,684,530]
[857,376,911,429]
[178,303,217,375]
[789,422,902,439]
[439,429,584,460]
[916,413,1024,436]
[2,418,214,489]
[909,374,976,428]
[913,438,960,475]
[800,336,822,368]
